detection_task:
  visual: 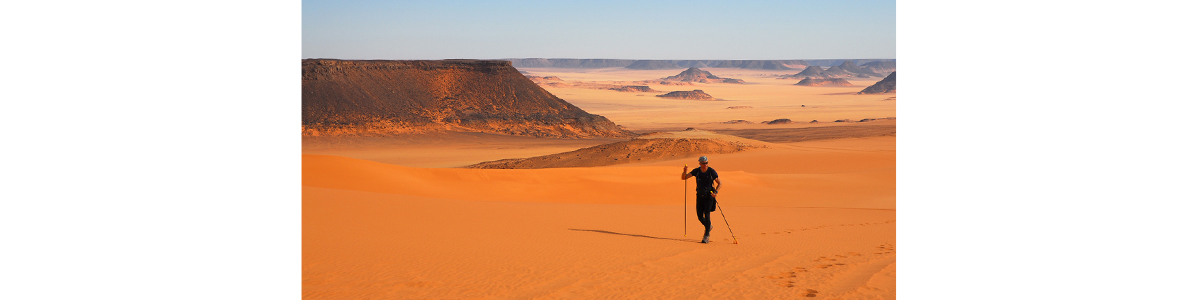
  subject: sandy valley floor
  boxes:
[303,67,896,299]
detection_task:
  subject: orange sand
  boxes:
[304,67,895,299]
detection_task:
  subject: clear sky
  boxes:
[302,0,895,60]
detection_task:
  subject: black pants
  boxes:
[696,194,715,236]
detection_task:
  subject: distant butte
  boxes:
[302,59,633,138]
[660,68,745,84]
[656,90,716,100]
[779,65,828,79]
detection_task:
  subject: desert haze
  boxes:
[303,59,896,299]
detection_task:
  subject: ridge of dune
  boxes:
[464,137,763,169]
[463,129,774,169]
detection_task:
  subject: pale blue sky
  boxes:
[302,0,895,60]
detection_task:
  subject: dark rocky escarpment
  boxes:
[795,77,853,87]
[656,90,715,100]
[302,59,633,138]
[662,68,745,84]
[858,72,896,94]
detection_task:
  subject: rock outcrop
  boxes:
[858,72,896,94]
[661,68,745,84]
[860,61,896,74]
[779,65,827,79]
[795,77,853,87]
[302,59,633,138]
[656,90,716,100]
[838,61,882,77]
[608,85,658,92]
[763,119,793,125]
[821,66,852,78]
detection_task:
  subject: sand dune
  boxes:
[304,135,895,299]
[303,65,895,299]
[305,187,894,299]
[465,137,762,169]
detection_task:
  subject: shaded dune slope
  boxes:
[466,138,763,169]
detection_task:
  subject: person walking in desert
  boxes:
[681,156,722,243]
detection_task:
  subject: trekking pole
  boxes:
[683,164,687,237]
[713,191,738,244]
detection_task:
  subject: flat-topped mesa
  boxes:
[858,72,896,94]
[302,59,634,138]
[795,77,853,87]
[656,90,715,100]
[662,68,745,84]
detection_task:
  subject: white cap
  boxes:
[698,156,708,163]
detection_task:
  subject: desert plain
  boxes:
[303,65,896,299]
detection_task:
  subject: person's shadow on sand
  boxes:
[568,229,696,243]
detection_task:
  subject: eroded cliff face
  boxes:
[302,59,633,138]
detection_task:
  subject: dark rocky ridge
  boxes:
[858,72,896,94]
[302,59,633,138]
